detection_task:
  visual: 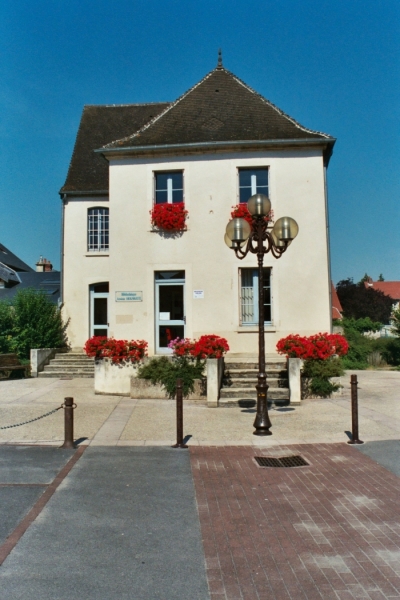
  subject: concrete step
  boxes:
[224,368,287,378]
[219,387,288,400]
[223,377,288,388]
[44,364,94,373]
[38,371,94,378]
[224,362,286,370]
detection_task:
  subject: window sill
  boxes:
[85,252,109,257]
[236,325,276,333]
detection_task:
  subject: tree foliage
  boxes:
[336,278,393,323]
[0,289,68,359]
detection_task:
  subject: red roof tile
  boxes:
[363,281,400,300]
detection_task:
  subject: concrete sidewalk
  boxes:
[0,446,209,600]
[0,370,399,446]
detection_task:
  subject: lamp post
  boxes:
[225,194,298,436]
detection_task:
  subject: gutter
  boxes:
[59,190,109,198]
[95,137,336,164]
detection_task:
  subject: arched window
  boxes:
[88,208,109,251]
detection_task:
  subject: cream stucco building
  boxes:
[60,61,335,355]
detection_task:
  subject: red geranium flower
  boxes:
[150,203,188,231]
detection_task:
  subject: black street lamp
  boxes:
[225,194,299,436]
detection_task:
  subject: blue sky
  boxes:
[1,0,399,283]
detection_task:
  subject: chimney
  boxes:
[36,257,53,272]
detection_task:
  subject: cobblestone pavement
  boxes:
[190,444,400,600]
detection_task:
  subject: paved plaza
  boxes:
[0,371,399,599]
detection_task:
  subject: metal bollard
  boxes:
[60,397,77,449]
[347,375,364,445]
[172,379,188,449]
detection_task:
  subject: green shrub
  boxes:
[137,356,205,398]
[0,300,13,354]
[0,289,68,360]
[302,358,343,397]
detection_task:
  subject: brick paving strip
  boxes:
[0,445,85,565]
[190,444,400,600]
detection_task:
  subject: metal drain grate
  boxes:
[255,455,309,468]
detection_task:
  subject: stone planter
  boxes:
[130,377,206,403]
[95,359,141,395]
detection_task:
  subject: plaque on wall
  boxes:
[115,291,143,302]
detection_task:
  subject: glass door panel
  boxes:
[90,285,109,337]
[155,281,185,353]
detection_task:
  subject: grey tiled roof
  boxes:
[60,103,170,193]
[61,66,335,195]
[103,67,334,150]
[0,243,33,272]
[0,271,60,304]
[0,262,20,284]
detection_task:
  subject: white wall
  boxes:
[62,149,331,353]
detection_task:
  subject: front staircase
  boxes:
[219,355,289,406]
[38,351,94,378]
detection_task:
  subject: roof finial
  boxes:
[217,48,223,68]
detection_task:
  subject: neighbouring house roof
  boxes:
[0,271,61,304]
[364,281,400,301]
[60,103,170,194]
[0,243,33,272]
[332,282,343,320]
[0,262,20,285]
[61,65,335,195]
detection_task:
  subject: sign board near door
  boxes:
[115,291,143,302]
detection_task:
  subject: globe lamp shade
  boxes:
[271,230,291,249]
[247,194,271,217]
[273,217,299,241]
[224,233,247,249]
[225,218,251,244]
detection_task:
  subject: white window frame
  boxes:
[154,171,184,204]
[239,267,272,325]
[88,207,109,251]
[238,167,269,204]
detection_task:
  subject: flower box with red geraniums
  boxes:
[230,204,274,226]
[276,333,348,360]
[84,337,148,396]
[84,336,148,364]
[150,202,188,232]
[168,335,229,360]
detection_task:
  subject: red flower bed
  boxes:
[168,334,229,359]
[150,202,188,231]
[84,336,148,364]
[276,333,348,360]
[230,204,273,225]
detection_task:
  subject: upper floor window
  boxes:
[240,267,272,325]
[155,172,183,204]
[239,168,269,204]
[88,207,109,251]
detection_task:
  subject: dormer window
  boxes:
[155,172,183,204]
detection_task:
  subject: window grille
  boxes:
[240,268,271,325]
[88,208,109,251]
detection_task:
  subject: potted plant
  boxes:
[150,202,188,232]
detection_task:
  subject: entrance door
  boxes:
[90,283,109,337]
[155,272,185,353]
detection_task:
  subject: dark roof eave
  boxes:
[96,137,336,165]
[59,189,109,198]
